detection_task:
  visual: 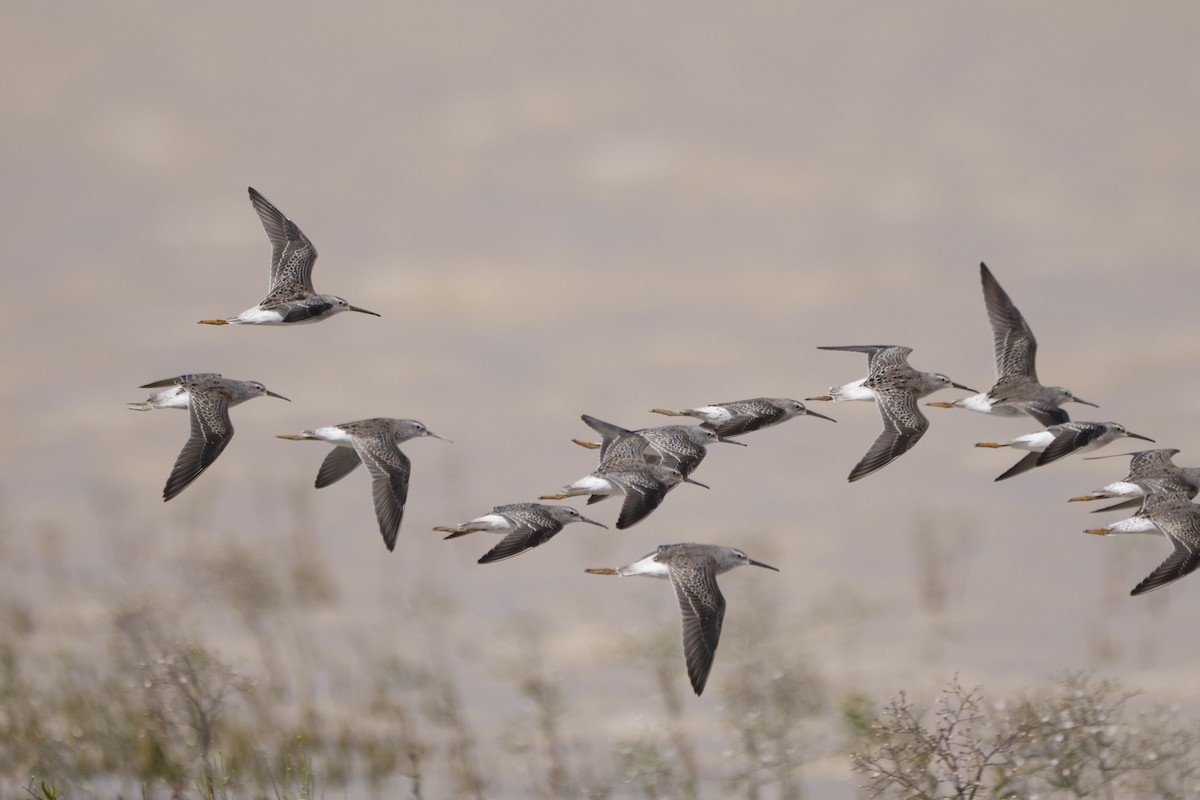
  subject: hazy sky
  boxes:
[4,3,1200,793]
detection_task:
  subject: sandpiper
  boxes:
[585,543,778,696]
[540,462,706,530]
[136,375,289,501]
[1085,492,1200,595]
[926,263,1096,425]
[811,345,975,482]
[436,502,607,563]
[1069,449,1200,513]
[572,414,740,477]
[976,421,1153,481]
[277,418,448,551]
[199,187,380,325]
[650,397,835,438]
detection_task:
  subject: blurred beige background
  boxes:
[3,2,1200,795]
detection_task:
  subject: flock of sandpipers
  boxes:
[129,188,1199,696]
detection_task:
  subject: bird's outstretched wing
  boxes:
[353,434,412,551]
[249,187,318,301]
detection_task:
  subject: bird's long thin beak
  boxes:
[349,305,381,317]
[748,558,780,572]
[806,408,837,422]
[267,391,291,401]
[684,477,710,489]
[1127,432,1155,442]
[718,437,748,447]
[580,515,608,529]
[950,381,977,392]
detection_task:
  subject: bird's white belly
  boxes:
[472,514,514,532]
[618,554,672,578]
[1097,480,1144,498]
[1105,516,1161,535]
[233,306,288,325]
[958,393,1005,413]
[570,475,617,495]
[151,388,191,410]
[695,406,733,424]
[830,378,876,402]
[307,426,357,445]
[1010,430,1055,452]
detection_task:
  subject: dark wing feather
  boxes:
[980,262,1039,381]
[314,445,362,488]
[994,450,1043,481]
[477,521,563,564]
[986,376,1067,426]
[281,300,335,323]
[1037,425,1105,466]
[1090,497,1145,514]
[1131,539,1200,595]
[163,390,233,501]
[608,470,670,529]
[847,389,928,482]
[1131,505,1200,595]
[1022,403,1070,427]
[707,401,784,438]
[353,434,411,551]
[248,187,318,300]
[668,561,726,696]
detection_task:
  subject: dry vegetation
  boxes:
[3,499,1199,800]
[851,674,1200,799]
